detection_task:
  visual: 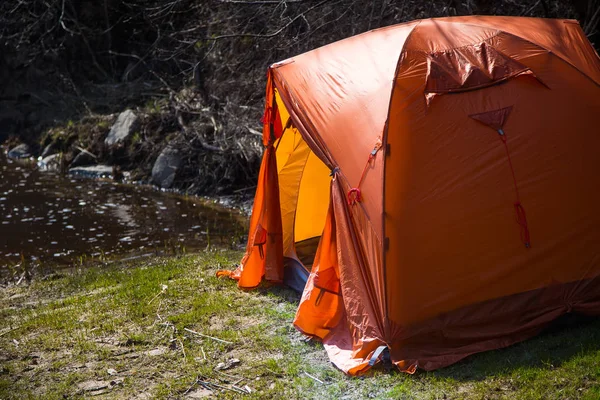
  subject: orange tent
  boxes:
[218,16,600,374]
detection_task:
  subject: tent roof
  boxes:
[268,17,600,238]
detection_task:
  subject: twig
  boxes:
[183,377,204,396]
[0,327,19,337]
[233,186,256,193]
[108,50,175,94]
[266,368,284,377]
[15,271,26,286]
[232,384,251,394]
[584,4,600,36]
[184,328,233,344]
[74,146,98,159]
[522,0,541,16]
[178,338,186,360]
[215,370,242,383]
[205,0,328,40]
[205,381,247,394]
[219,0,306,3]
[246,126,263,137]
[177,113,224,153]
[147,284,168,305]
[201,346,207,360]
[58,0,76,35]
[303,371,324,384]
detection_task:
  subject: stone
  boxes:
[38,153,61,171]
[105,109,138,146]
[70,150,95,167]
[7,143,31,159]
[77,380,110,392]
[69,165,114,179]
[145,347,167,357]
[151,146,182,188]
[215,358,240,371]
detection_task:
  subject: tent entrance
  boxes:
[294,236,321,270]
[273,95,331,291]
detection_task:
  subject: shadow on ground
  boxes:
[418,314,600,382]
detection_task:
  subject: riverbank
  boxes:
[1,252,599,399]
[2,87,264,199]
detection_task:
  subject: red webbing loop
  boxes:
[514,201,531,248]
[499,129,531,248]
[347,141,381,206]
[347,188,362,205]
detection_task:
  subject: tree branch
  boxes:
[206,0,327,40]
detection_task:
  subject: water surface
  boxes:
[0,153,246,276]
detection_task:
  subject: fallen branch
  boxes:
[246,126,263,137]
[205,380,247,394]
[177,113,224,153]
[184,328,234,344]
[233,384,251,394]
[74,146,98,159]
[16,271,26,286]
[303,371,324,384]
[215,369,243,385]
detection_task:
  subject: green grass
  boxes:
[1,251,599,399]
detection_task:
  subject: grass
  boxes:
[1,250,599,399]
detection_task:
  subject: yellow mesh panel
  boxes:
[274,89,331,261]
[275,129,300,173]
[277,136,311,257]
[295,151,331,243]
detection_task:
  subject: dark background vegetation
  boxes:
[1,0,599,194]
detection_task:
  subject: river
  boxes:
[0,153,246,278]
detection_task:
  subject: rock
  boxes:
[40,143,55,158]
[105,109,138,146]
[107,368,118,376]
[151,146,182,188]
[38,153,61,171]
[7,143,31,159]
[110,378,124,386]
[70,150,95,167]
[145,347,167,357]
[215,358,240,371]
[69,165,114,179]
[77,380,110,392]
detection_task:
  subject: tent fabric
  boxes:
[218,16,600,375]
